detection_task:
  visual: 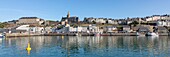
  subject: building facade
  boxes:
[61,11,80,24]
[16,17,45,25]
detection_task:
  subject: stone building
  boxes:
[16,17,45,25]
[61,11,80,24]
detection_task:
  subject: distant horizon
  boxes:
[1,0,170,22]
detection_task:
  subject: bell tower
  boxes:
[67,11,70,18]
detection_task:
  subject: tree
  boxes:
[0,22,8,28]
[70,24,78,28]
[106,20,108,24]
[129,21,139,27]
[117,26,123,31]
[92,20,96,24]
[57,25,64,30]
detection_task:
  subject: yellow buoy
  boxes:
[26,42,31,55]
[62,36,64,39]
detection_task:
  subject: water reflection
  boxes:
[0,36,170,57]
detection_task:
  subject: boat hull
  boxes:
[146,32,159,36]
[0,34,4,38]
[0,36,4,38]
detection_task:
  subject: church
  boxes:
[61,11,80,24]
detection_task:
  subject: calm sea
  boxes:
[0,36,170,57]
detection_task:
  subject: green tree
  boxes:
[129,21,139,27]
[117,26,123,31]
[0,22,8,28]
[92,20,96,24]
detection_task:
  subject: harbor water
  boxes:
[0,36,170,57]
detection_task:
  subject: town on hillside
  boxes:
[1,12,170,37]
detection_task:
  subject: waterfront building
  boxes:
[157,26,169,33]
[45,26,52,33]
[15,25,44,33]
[0,28,9,33]
[45,20,59,26]
[67,26,82,32]
[137,26,150,33]
[88,24,100,33]
[103,25,117,33]
[157,20,170,26]
[16,17,45,25]
[81,26,89,32]
[122,25,130,32]
[16,25,30,31]
[52,27,65,33]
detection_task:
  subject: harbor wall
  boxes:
[5,32,170,38]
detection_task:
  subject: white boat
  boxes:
[76,33,81,36]
[0,34,4,38]
[146,32,159,36]
[136,32,145,36]
[95,33,101,36]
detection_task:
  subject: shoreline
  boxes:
[4,32,170,38]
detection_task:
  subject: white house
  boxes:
[146,16,161,21]
[88,24,100,33]
[107,19,114,24]
[81,26,89,32]
[157,21,170,26]
[16,25,30,31]
[103,26,117,33]
[16,25,44,33]
[95,18,106,23]
[67,26,82,32]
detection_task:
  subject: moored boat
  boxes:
[136,32,145,36]
[0,33,4,38]
[146,32,159,36]
[95,32,101,36]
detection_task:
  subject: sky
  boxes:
[0,0,170,22]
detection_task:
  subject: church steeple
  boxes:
[67,11,70,18]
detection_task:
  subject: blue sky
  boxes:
[0,0,170,22]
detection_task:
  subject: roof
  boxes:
[11,29,27,33]
[0,29,9,33]
[158,26,167,30]
[105,25,117,28]
[122,25,130,28]
[137,26,150,32]
[19,17,39,19]
[29,25,36,27]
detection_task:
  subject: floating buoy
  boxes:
[62,36,64,39]
[26,42,31,55]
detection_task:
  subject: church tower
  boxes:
[67,11,70,18]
